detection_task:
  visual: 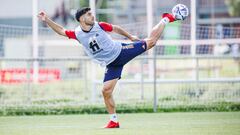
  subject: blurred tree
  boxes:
[225,0,240,17]
[79,0,108,22]
[80,0,89,7]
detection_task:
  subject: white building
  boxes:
[0,0,78,26]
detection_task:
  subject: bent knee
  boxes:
[102,86,113,96]
[145,38,157,50]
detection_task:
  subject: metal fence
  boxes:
[0,56,239,111]
[0,18,240,111]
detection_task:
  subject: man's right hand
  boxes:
[37,11,67,37]
[38,11,48,22]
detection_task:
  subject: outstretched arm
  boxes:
[112,25,140,41]
[38,11,67,37]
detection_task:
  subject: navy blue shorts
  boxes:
[103,40,147,82]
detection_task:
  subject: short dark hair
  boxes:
[75,7,91,22]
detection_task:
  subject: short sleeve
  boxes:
[99,22,113,32]
[65,30,77,39]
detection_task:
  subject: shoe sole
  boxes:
[104,126,120,128]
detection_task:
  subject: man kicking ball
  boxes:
[38,4,188,128]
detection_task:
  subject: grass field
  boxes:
[0,112,240,135]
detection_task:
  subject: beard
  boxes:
[85,19,94,26]
[86,22,94,26]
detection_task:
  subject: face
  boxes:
[81,11,95,25]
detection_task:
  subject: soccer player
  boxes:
[38,7,184,128]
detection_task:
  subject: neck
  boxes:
[80,22,94,32]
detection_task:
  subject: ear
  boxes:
[80,16,84,22]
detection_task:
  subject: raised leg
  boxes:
[145,14,176,50]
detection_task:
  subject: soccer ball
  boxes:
[172,4,189,20]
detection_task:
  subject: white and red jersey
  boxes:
[65,22,122,66]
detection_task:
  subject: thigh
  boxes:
[110,40,147,66]
[103,78,119,92]
[103,65,123,82]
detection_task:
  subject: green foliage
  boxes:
[0,88,4,98]
[158,102,240,112]
[225,0,240,17]
[0,101,239,116]
[158,96,177,101]
[80,0,89,7]
[32,99,74,104]
[79,0,108,22]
